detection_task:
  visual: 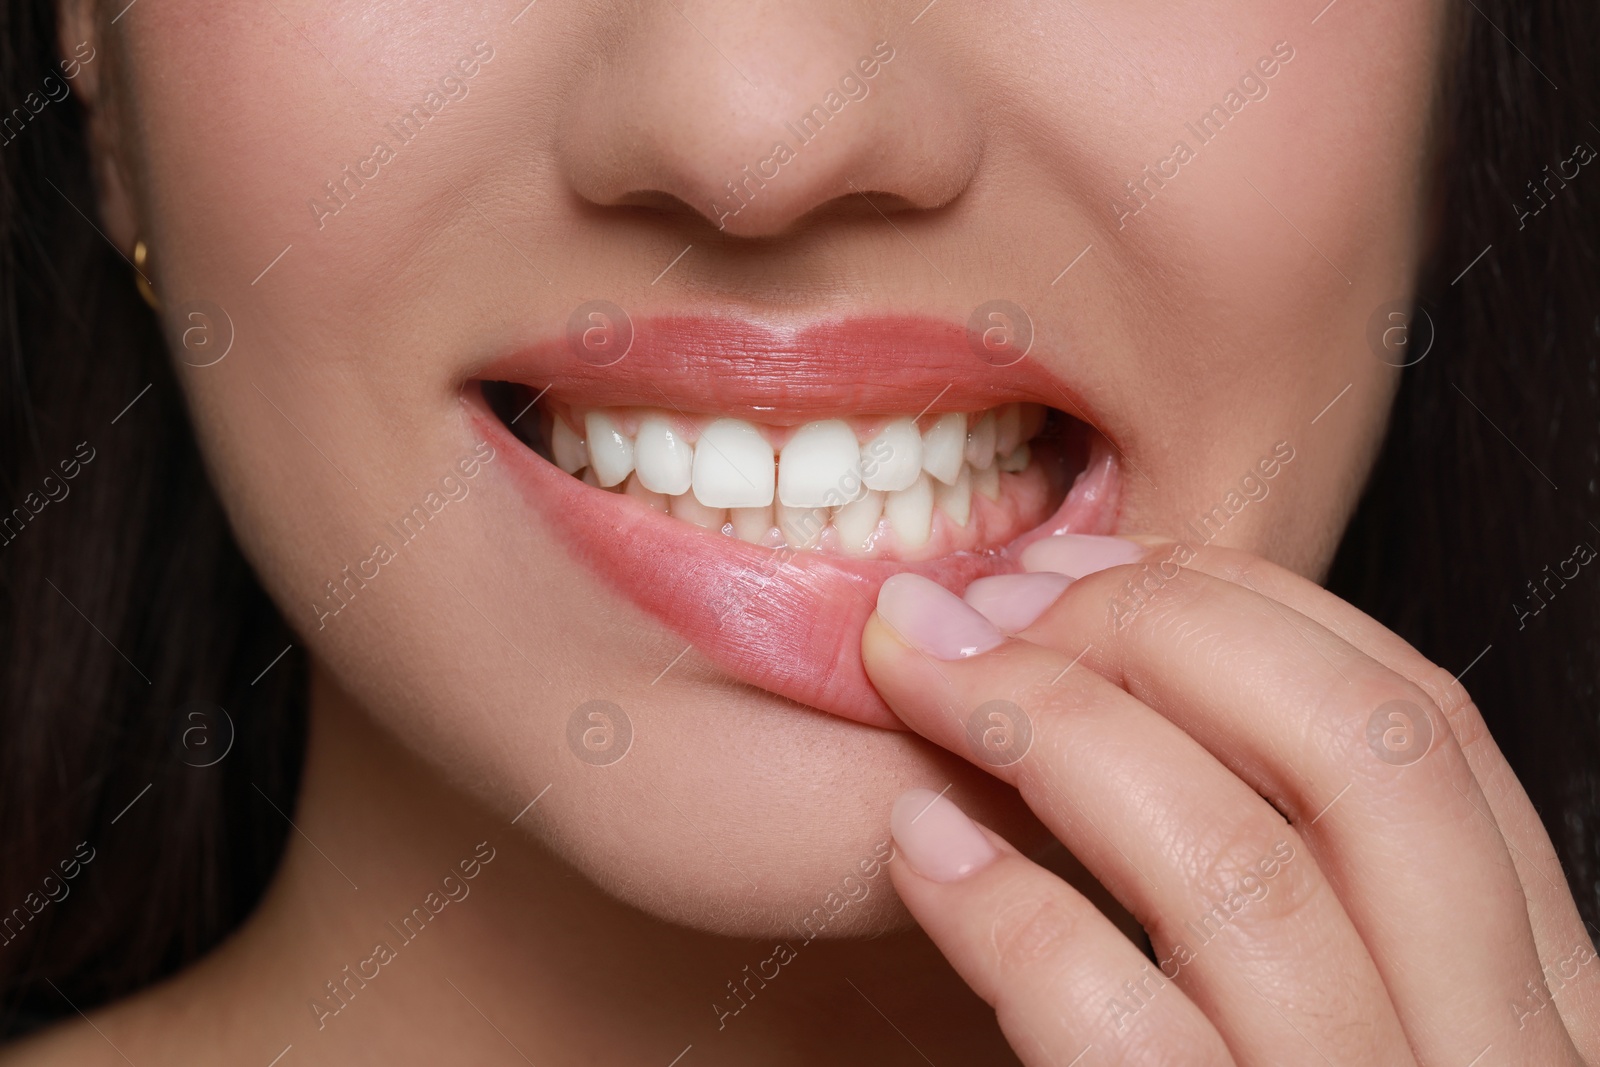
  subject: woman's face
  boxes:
[81,0,1449,932]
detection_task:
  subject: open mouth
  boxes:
[466,315,1121,729]
[485,391,1084,561]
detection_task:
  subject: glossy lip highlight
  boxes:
[467,315,1122,729]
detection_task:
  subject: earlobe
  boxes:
[56,0,140,258]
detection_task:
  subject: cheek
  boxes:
[994,4,1437,573]
[120,2,507,568]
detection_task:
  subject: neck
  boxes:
[106,664,1010,1065]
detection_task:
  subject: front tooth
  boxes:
[921,412,967,485]
[624,474,669,513]
[862,419,922,491]
[965,411,997,469]
[777,502,826,549]
[833,489,884,553]
[935,465,972,526]
[994,403,1023,456]
[551,417,588,474]
[973,463,1000,501]
[583,411,635,487]
[998,442,1031,472]
[634,413,694,496]
[692,419,775,508]
[730,506,774,544]
[779,419,862,507]
[884,471,933,549]
[670,491,727,531]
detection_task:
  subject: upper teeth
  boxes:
[547,403,1045,552]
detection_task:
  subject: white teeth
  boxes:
[551,417,588,474]
[995,403,1023,456]
[730,505,775,544]
[965,411,997,470]
[779,419,862,508]
[834,489,884,553]
[998,442,1030,472]
[634,414,694,496]
[584,411,634,487]
[935,464,972,526]
[692,418,775,508]
[777,502,826,549]
[973,462,1000,501]
[921,412,967,485]
[670,491,728,531]
[862,419,922,492]
[884,471,934,549]
[624,473,669,513]
[553,402,1043,553]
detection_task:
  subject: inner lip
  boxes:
[482,381,1093,563]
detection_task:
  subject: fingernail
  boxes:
[891,788,999,882]
[1021,533,1143,578]
[962,572,1074,633]
[876,573,1004,660]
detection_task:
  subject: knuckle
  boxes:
[1097,557,1206,637]
[987,890,1082,975]
[1413,663,1492,752]
[1309,662,1450,784]
[1197,544,1274,589]
[1153,817,1316,944]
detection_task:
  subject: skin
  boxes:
[12,0,1591,1063]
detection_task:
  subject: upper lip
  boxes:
[468,314,1107,427]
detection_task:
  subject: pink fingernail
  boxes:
[1021,533,1143,578]
[875,573,1004,660]
[962,572,1074,633]
[891,788,999,882]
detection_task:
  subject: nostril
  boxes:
[833,188,923,218]
[587,188,719,225]
[555,21,981,242]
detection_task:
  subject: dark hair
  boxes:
[2,0,1596,1041]
[1328,0,1600,920]
[0,0,305,1037]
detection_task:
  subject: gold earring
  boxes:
[132,238,160,312]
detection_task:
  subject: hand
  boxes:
[862,534,1600,1066]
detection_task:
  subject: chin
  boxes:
[511,678,1045,938]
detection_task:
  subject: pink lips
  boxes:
[468,315,1122,729]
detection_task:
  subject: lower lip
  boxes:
[470,402,1121,730]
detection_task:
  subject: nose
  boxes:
[556,4,982,237]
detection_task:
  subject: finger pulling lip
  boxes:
[467,314,1122,729]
